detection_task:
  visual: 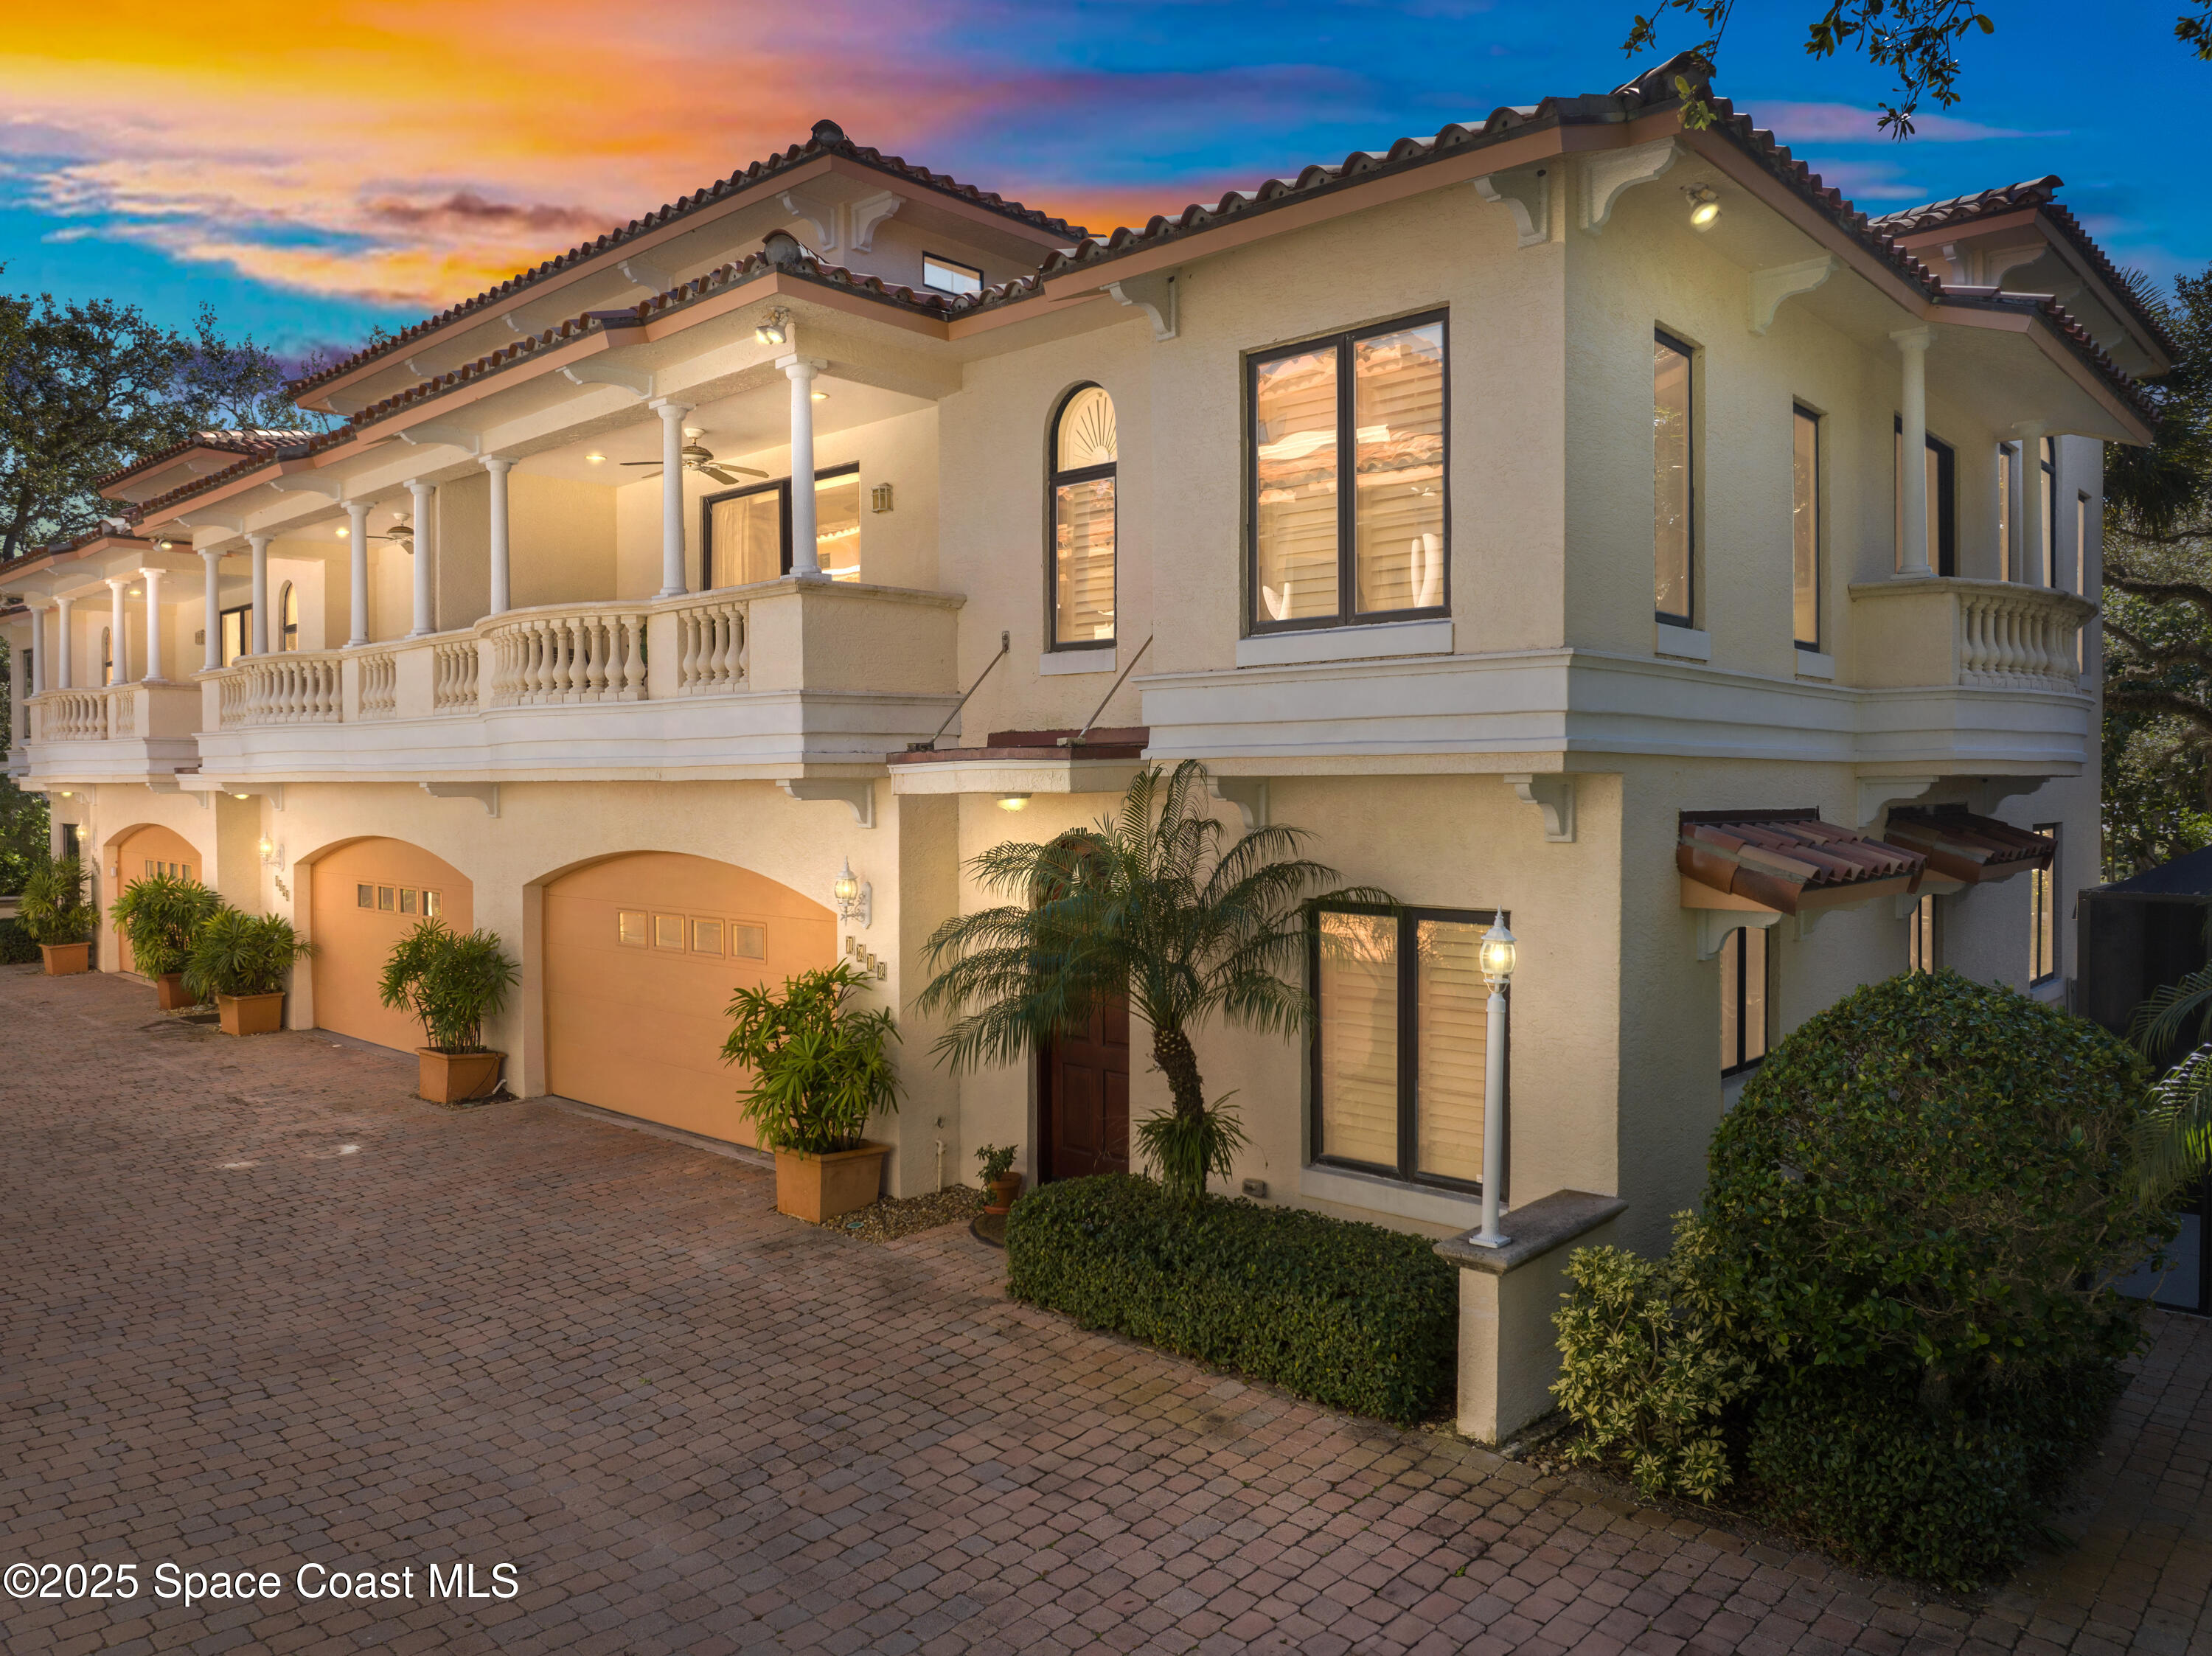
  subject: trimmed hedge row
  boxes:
[1005,1173,1456,1425]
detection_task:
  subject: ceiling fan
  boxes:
[624,428,765,487]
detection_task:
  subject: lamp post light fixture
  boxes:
[833,857,872,928]
[1470,916,1517,1249]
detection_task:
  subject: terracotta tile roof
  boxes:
[92,428,321,493]
[287,119,1087,401]
[1881,809,2053,885]
[131,426,354,523]
[1868,176,2177,362]
[1679,809,1926,916]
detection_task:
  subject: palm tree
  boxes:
[917,759,1391,1198]
[2129,969,2212,1197]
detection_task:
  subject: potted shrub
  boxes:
[184,908,313,1035]
[378,919,519,1103]
[110,872,224,1009]
[21,857,97,975]
[977,1143,1024,1214]
[723,960,901,1222]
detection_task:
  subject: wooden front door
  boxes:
[1042,998,1131,1180]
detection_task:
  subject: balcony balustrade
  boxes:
[218,652,344,728]
[1846,577,2093,693]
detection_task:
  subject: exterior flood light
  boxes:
[756,307,791,346]
[1684,184,1721,229]
[1470,916,1519,1250]
[997,793,1030,811]
[833,857,872,928]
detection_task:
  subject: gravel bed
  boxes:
[819,1184,985,1244]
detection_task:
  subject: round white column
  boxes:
[2012,420,2049,588]
[29,603,49,695]
[1891,326,1935,578]
[483,456,514,616]
[54,596,74,688]
[346,501,371,646]
[198,550,223,671]
[781,357,827,579]
[139,566,165,682]
[407,480,437,637]
[650,400,692,598]
[106,577,131,683]
[248,534,272,654]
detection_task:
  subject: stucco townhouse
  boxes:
[4,56,2166,1438]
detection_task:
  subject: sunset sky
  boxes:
[2,0,2207,359]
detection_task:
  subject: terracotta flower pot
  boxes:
[984,1172,1026,1217]
[417,1048,504,1104]
[216,991,285,1037]
[773,1141,892,1223]
[155,973,198,1012]
[39,942,91,976]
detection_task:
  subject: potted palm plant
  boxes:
[378,919,519,1103]
[21,857,97,975]
[723,960,902,1222]
[110,872,224,1009]
[183,908,313,1035]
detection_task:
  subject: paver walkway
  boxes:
[2,967,2207,1656]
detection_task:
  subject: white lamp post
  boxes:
[1471,916,1517,1248]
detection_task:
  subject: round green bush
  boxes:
[1707,969,2159,1381]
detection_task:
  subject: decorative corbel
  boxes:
[265,476,346,499]
[1579,137,1677,234]
[1695,908,1778,963]
[1748,254,1840,335]
[848,191,902,252]
[1208,776,1270,829]
[421,781,499,817]
[1856,775,1938,829]
[780,779,876,827]
[779,188,841,252]
[1105,271,1178,341]
[395,421,483,454]
[1505,773,1576,843]
[559,362,656,400]
[618,254,681,293]
[1471,167,1551,248]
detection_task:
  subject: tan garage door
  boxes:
[111,824,204,975]
[309,838,474,1052]
[544,852,837,1145]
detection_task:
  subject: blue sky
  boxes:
[1,0,2204,361]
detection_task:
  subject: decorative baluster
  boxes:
[623,615,647,699]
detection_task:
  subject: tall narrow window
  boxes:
[1997,443,2015,580]
[1791,406,1820,649]
[100,627,113,683]
[220,604,251,666]
[1719,924,1769,1076]
[278,581,299,652]
[2030,823,2060,984]
[1251,313,1447,632]
[1048,385,1116,649]
[1893,420,1958,576]
[1312,904,1498,1189]
[1907,894,1939,973]
[2076,491,2093,668]
[1654,331,1694,624]
[2039,437,2057,586]
[704,466,862,588]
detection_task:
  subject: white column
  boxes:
[248,534,271,655]
[781,357,827,579]
[200,551,223,671]
[54,596,73,688]
[2012,420,2048,588]
[482,456,513,616]
[29,604,49,694]
[1892,327,1934,577]
[650,400,692,597]
[407,480,437,637]
[346,500,371,646]
[106,577,131,683]
[139,566,165,682]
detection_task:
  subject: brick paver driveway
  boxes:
[4,968,2208,1656]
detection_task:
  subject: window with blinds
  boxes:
[1250,313,1447,633]
[1312,904,1498,1190]
[1049,385,1117,649]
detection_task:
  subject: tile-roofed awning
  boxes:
[1880,809,2053,886]
[93,429,320,495]
[1678,809,1925,916]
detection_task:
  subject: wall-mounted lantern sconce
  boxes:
[257,835,286,872]
[1470,916,1518,1250]
[833,857,872,928]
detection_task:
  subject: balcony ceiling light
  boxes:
[755,307,791,347]
[811,390,829,403]
[585,453,607,465]
[997,794,1030,811]
[1684,184,1721,229]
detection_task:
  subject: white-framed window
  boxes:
[922,253,982,296]
[1655,330,1695,624]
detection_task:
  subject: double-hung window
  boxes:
[1250,313,1447,632]
[2030,824,2061,984]
[1655,332,1695,624]
[1311,904,1498,1190]
[1791,406,1820,649]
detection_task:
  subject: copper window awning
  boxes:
[1880,808,2054,886]
[1679,809,1927,916]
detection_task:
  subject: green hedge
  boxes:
[1005,1173,1456,1424]
[0,916,38,964]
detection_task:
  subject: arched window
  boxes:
[1048,385,1116,650]
[278,582,299,651]
[100,627,113,684]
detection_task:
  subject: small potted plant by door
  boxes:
[378,919,519,1104]
[184,908,313,1035]
[976,1143,1024,1215]
[723,960,901,1223]
[21,857,98,975]
[110,872,224,1009]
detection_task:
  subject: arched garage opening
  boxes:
[108,824,204,974]
[309,838,475,1051]
[542,851,836,1145]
